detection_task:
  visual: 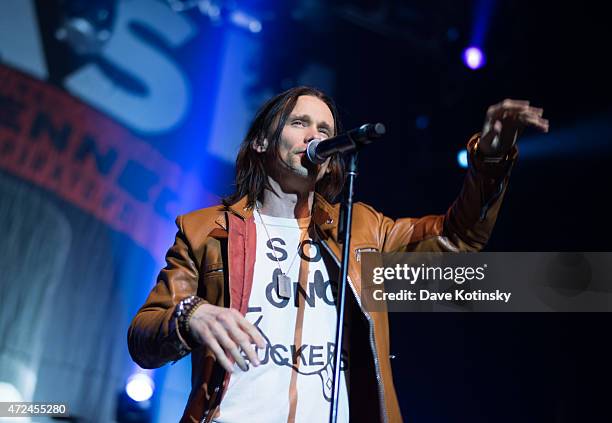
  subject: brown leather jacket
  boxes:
[128,134,517,423]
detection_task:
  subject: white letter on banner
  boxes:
[0,0,48,79]
[65,0,197,133]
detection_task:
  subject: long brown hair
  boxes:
[223,86,345,208]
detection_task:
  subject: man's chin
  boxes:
[288,166,313,179]
[273,159,318,184]
[279,164,319,183]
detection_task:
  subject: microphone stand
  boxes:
[329,150,358,423]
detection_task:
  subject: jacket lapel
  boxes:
[226,196,256,315]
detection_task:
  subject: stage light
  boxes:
[167,1,263,33]
[457,149,468,168]
[229,10,262,33]
[463,47,485,70]
[415,115,430,130]
[126,373,154,402]
[446,27,459,42]
[116,373,154,423]
[54,1,115,55]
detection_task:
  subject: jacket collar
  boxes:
[224,193,338,231]
[227,195,253,220]
[212,196,252,230]
[313,192,338,232]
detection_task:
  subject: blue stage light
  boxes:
[229,10,262,33]
[415,115,430,130]
[463,47,485,70]
[457,149,468,168]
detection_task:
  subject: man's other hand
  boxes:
[479,99,549,160]
[188,304,266,373]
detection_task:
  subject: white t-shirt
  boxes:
[214,212,349,423]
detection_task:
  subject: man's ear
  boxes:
[251,137,268,153]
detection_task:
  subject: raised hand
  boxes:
[479,99,549,160]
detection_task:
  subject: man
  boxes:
[128,86,548,423]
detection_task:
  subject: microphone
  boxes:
[306,123,386,164]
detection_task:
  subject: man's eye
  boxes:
[292,120,305,126]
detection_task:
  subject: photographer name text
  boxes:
[372,289,512,303]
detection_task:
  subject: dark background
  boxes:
[256,1,612,421]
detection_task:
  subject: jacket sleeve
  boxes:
[379,133,518,252]
[127,215,204,369]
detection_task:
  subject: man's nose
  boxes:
[304,128,319,143]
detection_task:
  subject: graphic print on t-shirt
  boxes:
[215,213,349,423]
[248,272,348,402]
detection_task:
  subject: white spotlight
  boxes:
[463,47,486,70]
[125,373,154,402]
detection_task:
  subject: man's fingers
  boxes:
[211,322,249,371]
[519,113,549,131]
[202,331,235,373]
[224,320,261,366]
[487,99,530,116]
[236,317,267,349]
[491,108,545,122]
[501,99,530,108]
[225,309,265,352]
[487,101,545,122]
[234,333,261,366]
[487,104,529,120]
[519,108,545,119]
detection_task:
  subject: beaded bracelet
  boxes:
[175,295,205,348]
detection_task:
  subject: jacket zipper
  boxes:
[317,230,389,423]
[479,179,506,222]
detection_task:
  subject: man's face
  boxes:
[263,95,335,183]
